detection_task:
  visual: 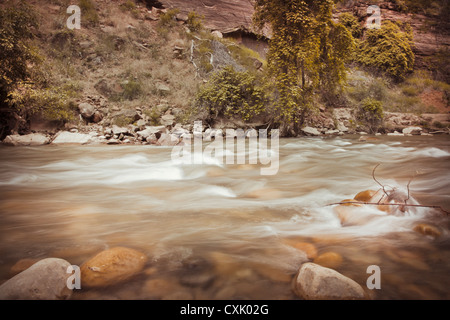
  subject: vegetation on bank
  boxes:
[0,0,448,139]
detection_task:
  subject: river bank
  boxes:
[2,107,449,147]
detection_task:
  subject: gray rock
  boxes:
[158,133,180,146]
[111,125,129,135]
[52,131,92,144]
[3,133,50,146]
[156,83,171,95]
[78,103,96,119]
[402,126,422,135]
[137,126,165,139]
[0,258,73,300]
[301,127,321,136]
[293,263,367,300]
[161,114,176,127]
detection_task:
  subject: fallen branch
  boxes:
[326,201,450,215]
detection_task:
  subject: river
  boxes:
[0,135,449,300]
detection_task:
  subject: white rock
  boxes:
[51,131,93,144]
[402,126,422,135]
[387,131,403,136]
[293,263,367,300]
[0,258,73,300]
[301,127,321,136]
[3,133,50,146]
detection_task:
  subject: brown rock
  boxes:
[413,223,441,238]
[354,190,378,202]
[80,247,147,288]
[285,241,318,260]
[313,252,343,269]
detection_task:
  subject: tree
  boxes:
[0,2,40,137]
[253,0,354,135]
[357,20,414,81]
[196,66,268,125]
[0,2,76,138]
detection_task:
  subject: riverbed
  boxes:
[0,135,449,299]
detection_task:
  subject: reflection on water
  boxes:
[0,135,449,299]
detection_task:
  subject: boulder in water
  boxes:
[80,247,147,288]
[0,258,73,300]
[293,262,367,300]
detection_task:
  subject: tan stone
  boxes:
[80,247,147,288]
[354,190,378,202]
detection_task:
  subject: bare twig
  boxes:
[372,164,390,202]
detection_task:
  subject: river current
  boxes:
[0,135,449,299]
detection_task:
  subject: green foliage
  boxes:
[158,8,179,27]
[196,66,267,123]
[357,98,384,133]
[253,0,355,132]
[186,11,204,32]
[7,83,77,122]
[357,21,414,81]
[339,12,363,38]
[0,2,39,95]
[79,0,99,26]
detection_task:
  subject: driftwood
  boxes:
[327,163,450,215]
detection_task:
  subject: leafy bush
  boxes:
[357,98,384,133]
[339,12,363,38]
[186,11,203,32]
[158,8,179,27]
[195,66,267,123]
[357,21,414,81]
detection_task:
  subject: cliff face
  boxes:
[156,0,449,69]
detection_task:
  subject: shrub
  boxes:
[121,78,142,100]
[186,11,203,32]
[158,8,179,27]
[195,66,267,123]
[79,0,99,26]
[357,21,414,81]
[357,98,384,133]
[339,12,363,38]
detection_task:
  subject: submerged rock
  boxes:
[293,263,367,300]
[0,258,72,300]
[80,247,147,288]
[413,223,441,238]
[313,252,343,269]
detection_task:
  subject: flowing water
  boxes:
[0,135,449,300]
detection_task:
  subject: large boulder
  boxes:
[293,263,367,300]
[0,258,73,300]
[80,247,147,288]
[78,102,96,119]
[51,131,92,144]
[3,133,50,146]
[301,127,321,136]
[402,126,423,135]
